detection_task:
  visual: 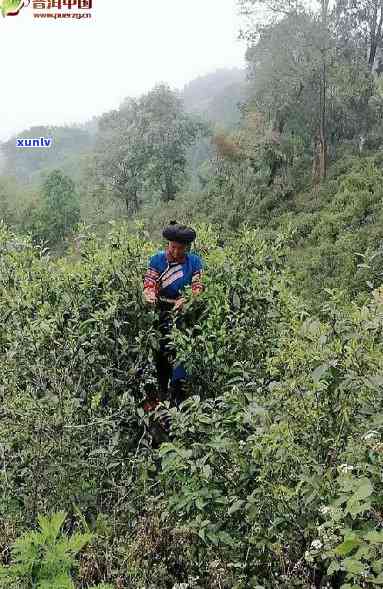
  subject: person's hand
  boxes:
[173,297,186,311]
[144,290,157,305]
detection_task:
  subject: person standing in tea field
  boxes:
[143,221,204,429]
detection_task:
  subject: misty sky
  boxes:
[0,0,245,141]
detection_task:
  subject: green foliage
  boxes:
[196,145,383,309]
[0,221,383,586]
[29,169,81,245]
[306,425,383,588]
[95,84,208,215]
[0,176,38,230]
[0,511,111,589]
[1,2,383,585]
[138,84,208,202]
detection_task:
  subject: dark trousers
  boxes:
[154,302,187,407]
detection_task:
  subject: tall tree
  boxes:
[95,85,206,212]
[335,0,383,71]
[242,5,330,181]
[95,100,148,215]
[239,0,379,180]
[241,0,328,181]
[137,84,207,202]
[316,0,331,181]
[34,170,80,243]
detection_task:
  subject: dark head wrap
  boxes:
[162,220,196,244]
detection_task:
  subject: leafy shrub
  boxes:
[0,511,112,589]
[0,221,383,587]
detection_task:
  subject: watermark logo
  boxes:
[16,137,53,148]
[0,0,93,19]
[0,0,30,17]
[33,0,92,19]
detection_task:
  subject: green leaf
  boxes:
[218,531,236,546]
[195,497,205,510]
[335,538,360,556]
[158,443,177,457]
[198,528,206,542]
[312,363,330,382]
[355,478,373,500]
[228,500,244,515]
[65,532,93,555]
[342,558,365,575]
[202,464,212,478]
[367,374,383,389]
[364,530,383,544]
[328,561,341,575]
[37,511,67,544]
[206,530,219,545]
[346,497,370,518]
[233,292,241,309]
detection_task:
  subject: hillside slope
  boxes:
[1,222,383,588]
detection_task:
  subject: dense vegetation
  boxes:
[1,223,383,588]
[1,0,383,587]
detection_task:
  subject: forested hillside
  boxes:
[1,0,383,588]
[1,120,98,183]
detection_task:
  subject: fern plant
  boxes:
[0,511,113,588]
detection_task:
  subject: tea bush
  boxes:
[0,221,382,587]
